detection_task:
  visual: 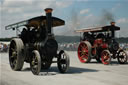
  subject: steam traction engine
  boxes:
[5,8,70,75]
[76,22,127,65]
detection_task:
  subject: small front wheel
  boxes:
[117,50,127,64]
[101,50,111,65]
[30,50,41,75]
[57,50,70,73]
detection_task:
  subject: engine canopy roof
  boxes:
[75,25,120,33]
[5,16,65,30]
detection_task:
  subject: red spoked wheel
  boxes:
[77,41,92,63]
[101,50,111,65]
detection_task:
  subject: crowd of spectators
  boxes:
[58,42,79,51]
[0,42,9,52]
[120,43,128,50]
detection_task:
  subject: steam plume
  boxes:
[100,9,115,25]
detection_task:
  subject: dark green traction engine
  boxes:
[6,8,70,75]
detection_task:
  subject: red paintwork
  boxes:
[92,49,96,55]
[101,43,108,49]
[94,39,103,45]
[93,39,108,49]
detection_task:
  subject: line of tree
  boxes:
[0,38,12,41]
[0,36,128,43]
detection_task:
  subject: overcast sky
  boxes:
[0,0,128,38]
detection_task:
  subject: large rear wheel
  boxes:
[9,38,24,71]
[30,50,41,75]
[77,41,92,63]
[117,50,127,64]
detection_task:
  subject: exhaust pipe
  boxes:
[45,8,53,34]
[110,21,115,26]
[110,21,116,38]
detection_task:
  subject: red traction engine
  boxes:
[76,22,127,65]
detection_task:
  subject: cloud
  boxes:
[1,0,72,17]
[80,9,89,14]
[1,0,71,14]
[8,8,22,13]
[0,0,73,38]
[55,12,99,36]
[1,0,128,38]
[55,1,72,8]
[117,18,128,24]
[112,3,121,12]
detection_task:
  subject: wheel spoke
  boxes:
[34,61,38,65]
[14,60,17,65]
[10,56,14,59]
[83,55,88,59]
[30,50,41,75]
[11,48,15,51]
[34,65,37,69]
[80,55,87,60]
[123,53,126,56]
[12,59,17,68]
[10,61,15,68]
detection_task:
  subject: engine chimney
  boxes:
[110,21,115,26]
[110,21,116,38]
[45,8,53,34]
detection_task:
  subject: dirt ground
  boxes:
[0,51,128,85]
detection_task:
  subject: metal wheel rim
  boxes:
[118,51,127,63]
[101,50,111,65]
